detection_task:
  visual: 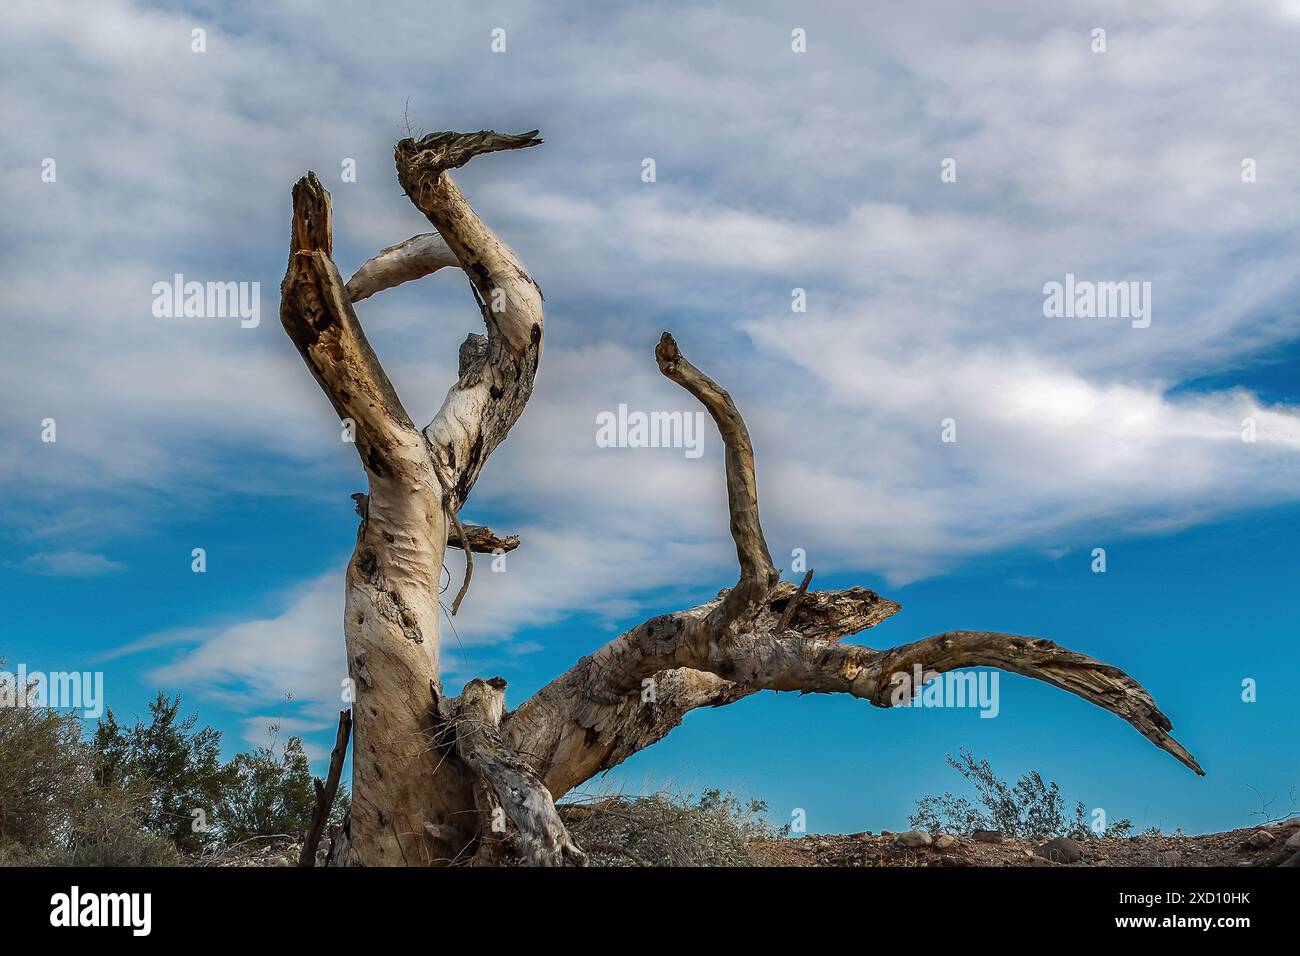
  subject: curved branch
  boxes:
[863,631,1205,775]
[346,233,458,302]
[504,328,1200,821]
[395,131,544,512]
[504,583,902,796]
[506,590,1201,801]
[655,333,779,625]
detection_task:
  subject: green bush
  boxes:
[93,694,230,852]
[909,748,1134,839]
[0,672,348,866]
[0,666,176,865]
[215,735,317,844]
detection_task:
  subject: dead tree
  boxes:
[299,709,352,867]
[279,128,1203,867]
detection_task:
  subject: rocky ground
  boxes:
[195,818,1300,867]
[751,817,1300,867]
[188,837,301,867]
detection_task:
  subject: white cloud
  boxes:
[144,573,346,718]
[6,0,1300,709]
[18,551,126,576]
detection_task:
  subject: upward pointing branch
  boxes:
[395,129,543,337]
[280,172,424,482]
[656,333,780,625]
[394,131,546,510]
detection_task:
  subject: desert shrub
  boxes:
[0,699,91,848]
[909,748,1133,839]
[0,666,173,865]
[93,694,230,852]
[561,789,779,866]
[0,678,346,865]
[52,784,180,867]
[214,734,316,844]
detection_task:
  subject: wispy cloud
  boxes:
[17,550,126,577]
[141,573,347,719]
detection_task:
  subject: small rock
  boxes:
[934,833,957,850]
[894,829,932,848]
[1247,830,1277,849]
[1285,831,1300,851]
[880,830,894,838]
[972,829,1005,844]
[815,840,831,850]
[1034,836,1084,864]
[1156,850,1181,866]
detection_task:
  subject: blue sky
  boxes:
[2,0,1299,835]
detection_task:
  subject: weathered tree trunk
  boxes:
[279,127,1202,867]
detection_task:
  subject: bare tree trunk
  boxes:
[278,127,1202,867]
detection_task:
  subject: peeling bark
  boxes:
[446,678,585,866]
[279,134,544,866]
[503,583,902,796]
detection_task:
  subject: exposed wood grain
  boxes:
[449,678,585,866]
